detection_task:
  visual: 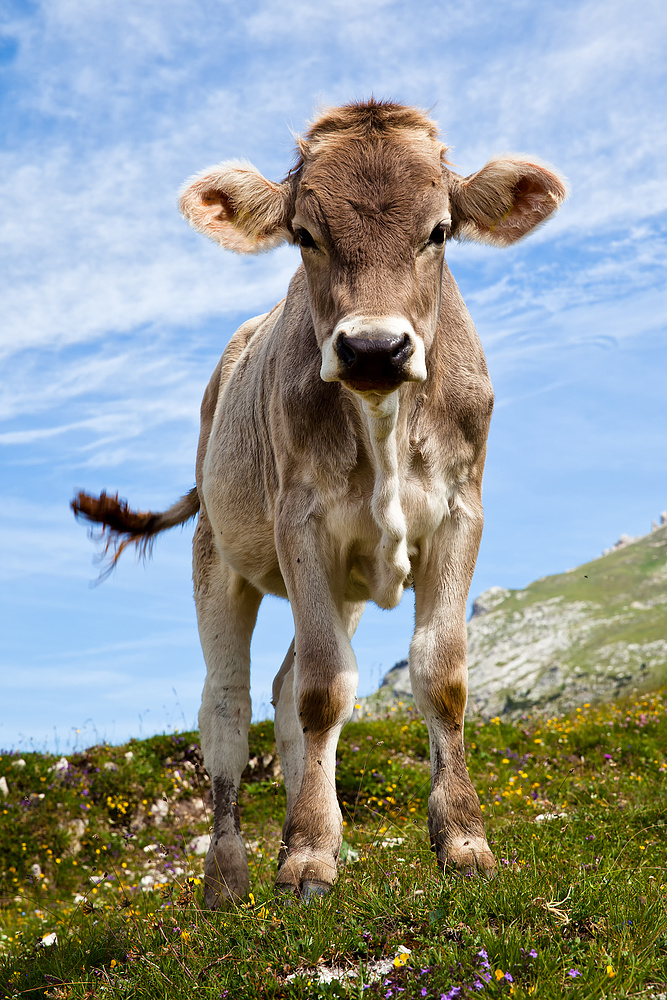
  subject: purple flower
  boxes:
[504,973,513,982]
[529,949,537,958]
[422,990,428,997]
[567,969,581,978]
[477,949,488,961]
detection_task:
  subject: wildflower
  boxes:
[40,932,57,947]
[567,969,581,978]
[181,930,190,942]
[394,945,411,967]
[529,949,537,958]
[495,969,505,980]
[606,965,615,978]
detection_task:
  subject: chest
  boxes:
[319,432,470,607]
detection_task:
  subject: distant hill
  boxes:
[353,516,667,720]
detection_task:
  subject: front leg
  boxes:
[410,504,495,876]
[274,514,359,898]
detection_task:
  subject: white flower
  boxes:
[40,932,57,947]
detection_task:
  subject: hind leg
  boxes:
[194,516,262,907]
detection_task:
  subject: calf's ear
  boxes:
[448,156,567,247]
[179,160,292,253]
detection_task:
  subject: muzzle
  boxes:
[320,315,427,391]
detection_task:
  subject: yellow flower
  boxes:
[248,892,255,905]
[181,931,190,942]
[495,969,505,980]
[606,965,615,978]
[393,946,411,968]
[258,906,269,919]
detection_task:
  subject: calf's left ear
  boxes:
[179,160,292,253]
[448,156,567,247]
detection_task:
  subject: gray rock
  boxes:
[470,586,511,618]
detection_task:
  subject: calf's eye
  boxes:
[428,222,449,246]
[294,226,317,250]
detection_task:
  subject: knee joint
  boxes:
[296,672,356,734]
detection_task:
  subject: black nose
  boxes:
[336,333,414,386]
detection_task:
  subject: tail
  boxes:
[71,486,200,574]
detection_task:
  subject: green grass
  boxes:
[1,693,666,998]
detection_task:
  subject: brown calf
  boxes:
[73,100,566,905]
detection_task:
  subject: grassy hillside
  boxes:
[355,522,667,722]
[1,693,666,998]
[465,522,667,719]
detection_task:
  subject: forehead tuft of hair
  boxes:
[305,99,440,142]
[288,100,448,179]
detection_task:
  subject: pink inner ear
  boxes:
[201,189,236,223]
[513,175,558,222]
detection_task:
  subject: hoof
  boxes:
[274,877,332,903]
[274,883,299,906]
[439,834,496,879]
[301,879,331,902]
[203,839,249,909]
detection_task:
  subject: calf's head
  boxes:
[180,101,566,395]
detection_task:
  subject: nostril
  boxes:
[390,334,413,367]
[336,336,356,368]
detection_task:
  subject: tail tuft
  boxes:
[72,486,199,578]
[72,491,155,535]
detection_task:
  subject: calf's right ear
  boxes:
[179,160,292,253]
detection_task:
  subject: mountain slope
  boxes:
[354,520,667,719]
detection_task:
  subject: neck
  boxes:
[360,390,411,608]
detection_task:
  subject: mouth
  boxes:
[340,374,405,394]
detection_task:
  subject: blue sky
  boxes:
[1,0,666,752]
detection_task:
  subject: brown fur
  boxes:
[75,101,566,902]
